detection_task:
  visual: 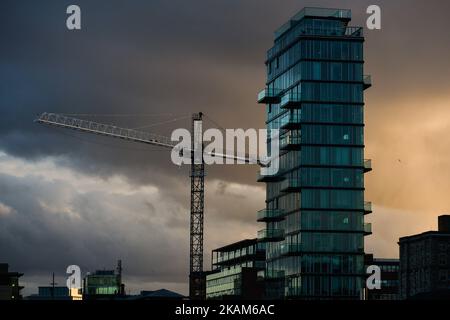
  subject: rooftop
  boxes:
[275,7,352,39]
[91,270,116,276]
[0,263,23,277]
[212,238,258,253]
[399,215,450,242]
[399,230,450,243]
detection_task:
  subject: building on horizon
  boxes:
[364,254,399,300]
[127,289,185,300]
[206,239,265,299]
[26,286,72,300]
[257,7,372,299]
[399,215,450,299]
[0,263,23,300]
[83,260,125,300]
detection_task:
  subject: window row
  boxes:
[285,274,363,297]
[266,254,364,276]
[268,38,363,76]
[288,167,364,188]
[302,124,363,145]
[302,146,363,166]
[302,189,364,209]
[270,60,363,90]
[283,210,364,234]
[302,103,363,124]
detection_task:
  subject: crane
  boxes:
[35,111,267,299]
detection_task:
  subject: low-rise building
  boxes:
[0,263,23,300]
[399,215,450,299]
[83,261,125,300]
[206,239,265,299]
[364,254,399,300]
[27,286,72,300]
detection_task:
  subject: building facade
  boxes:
[364,255,399,300]
[0,264,23,300]
[26,286,72,300]
[399,215,450,299]
[83,262,125,300]
[257,7,372,299]
[206,239,265,299]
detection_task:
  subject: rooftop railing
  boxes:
[364,159,372,172]
[257,228,285,241]
[257,171,285,182]
[364,201,373,214]
[268,25,363,60]
[275,7,352,39]
[364,223,372,235]
[280,93,302,109]
[280,178,301,192]
[257,88,282,104]
[257,209,285,222]
[265,270,285,279]
[280,244,302,255]
[363,75,372,89]
[280,135,302,150]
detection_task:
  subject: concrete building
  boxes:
[0,263,23,300]
[257,7,372,299]
[206,239,265,299]
[364,254,399,300]
[399,215,450,299]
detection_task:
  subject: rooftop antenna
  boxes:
[117,260,124,296]
[50,272,57,300]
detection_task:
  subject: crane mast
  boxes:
[189,112,205,299]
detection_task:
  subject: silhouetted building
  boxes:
[257,7,372,299]
[364,254,399,300]
[206,239,265,299]
[127,289,185,300]
[0,263,23,300]
[26,286,71,300]
[399,215,450,299]
[83,261,125,300]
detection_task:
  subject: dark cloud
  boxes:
[2,0,450,295]
[0,152,262,295]
[2,0,450,185]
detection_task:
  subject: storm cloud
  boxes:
[2,0,450,295]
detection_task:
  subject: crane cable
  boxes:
[59,112,181,118]
[132,115,191,130]
[58,112,191,131]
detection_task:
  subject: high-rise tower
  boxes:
[257,7,372,299]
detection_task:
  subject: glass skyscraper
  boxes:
[257,7,372,299]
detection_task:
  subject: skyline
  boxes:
[2,0,450,296]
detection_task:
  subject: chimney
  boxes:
[438,215,450,232]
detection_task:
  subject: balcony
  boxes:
[257,88,282,104]
[257,171,285,183]
[364,159,372,173]
[280,178,301,192]
[280,135,301,150]
[364,201,373,214]
[257,228,285,242]
[363,75,372,90]
[364,223,372,236]
[257,209,285,222]
[280,93,302,109]
[280,244,302,256]
[265,270,285,280]
[280,115,301,129]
